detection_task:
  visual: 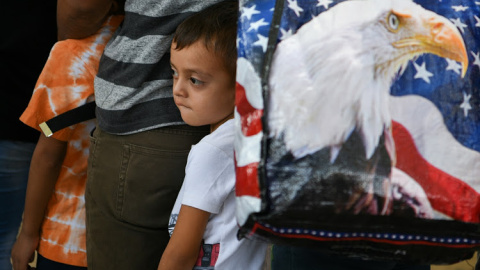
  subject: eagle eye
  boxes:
[387,13,400,32]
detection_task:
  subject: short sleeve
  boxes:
[19,15,123,142]
[181,141,235,214]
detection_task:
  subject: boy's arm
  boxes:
[57,0,115,40]
[158,205,211,270]
[11,135,67,270]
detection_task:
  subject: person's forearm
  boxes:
[20,136,67,237]
[157,253,198,270]
[57,0,114,40]
[158,205,210,270]
[157,230,201,270]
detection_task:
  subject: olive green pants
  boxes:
[85,125,209,270]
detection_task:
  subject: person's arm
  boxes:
[57,0,115,40]
[158,205,211,270]
[11,135,67,270]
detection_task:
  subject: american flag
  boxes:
[390,0,480,223]
[235,0,480,230]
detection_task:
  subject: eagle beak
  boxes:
[394,12,468,77]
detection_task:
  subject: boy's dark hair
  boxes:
[172,1,238,76]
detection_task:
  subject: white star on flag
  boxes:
[445,58,462,74]
[450,18,467,33]
[451,5,469,11]
[317,0,334,9]
[248,18,269,32]
[287,0,304,17]
[253,34,268,52]
[413,62,433,83]
[279,28,293,40]
[475,15,480,27]
[471,51,480,69]
[241,5,260,20]
[459,91,472,117]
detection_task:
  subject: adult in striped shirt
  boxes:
[59,1,226,269]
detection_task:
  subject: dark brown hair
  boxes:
[172,1,238,76]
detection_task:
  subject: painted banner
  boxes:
[235,0,480,264]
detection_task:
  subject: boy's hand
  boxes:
[11,232,39,270]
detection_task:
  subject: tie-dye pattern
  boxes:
[20,15,123,267]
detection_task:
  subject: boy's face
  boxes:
[170,41,235,128]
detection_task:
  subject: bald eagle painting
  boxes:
[234,0,480,263]
[265,0,468,218]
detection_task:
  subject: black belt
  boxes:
[39,101,96,137]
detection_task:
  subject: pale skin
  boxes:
[157,41,235,270]
[11,136,67,270]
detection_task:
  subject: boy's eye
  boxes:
[172,69,178,77]
[190,77,204,85]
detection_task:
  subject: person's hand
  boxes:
[11,231,39,270]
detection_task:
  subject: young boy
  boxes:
[10,11,123,270]
[157,1,267,269]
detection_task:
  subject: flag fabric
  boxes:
[235,0,480,264]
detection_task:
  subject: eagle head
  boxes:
[369,0,468,81]
[268,0,468,162]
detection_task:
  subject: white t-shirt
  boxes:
[168,119,267,270]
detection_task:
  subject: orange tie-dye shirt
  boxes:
[20,15,123,267]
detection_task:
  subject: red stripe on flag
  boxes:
[235,161,261,198]
[236,82,263,136]
[392,121,480,223]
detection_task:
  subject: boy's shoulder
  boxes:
[200,120,235,151]
[188,120,235,167]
